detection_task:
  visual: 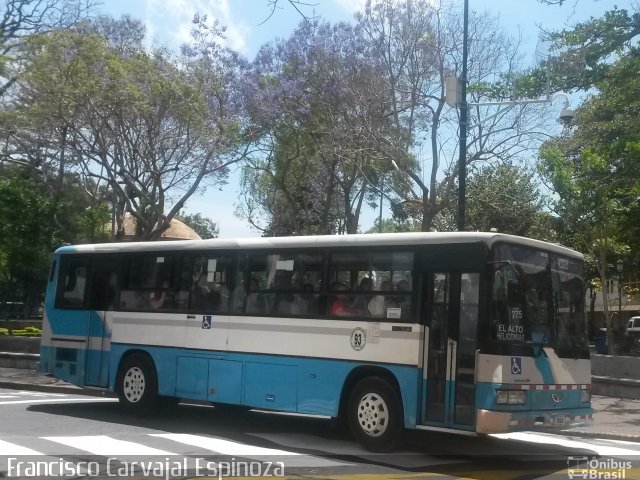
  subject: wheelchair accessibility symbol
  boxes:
[511,356,522,375]
[202,315,212,329]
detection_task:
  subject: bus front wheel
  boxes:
[348,376,402,452]
[117,354,158,414]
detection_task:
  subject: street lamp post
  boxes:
[453,1,575,232]
[457,0,469,232]
[617,260,624,327]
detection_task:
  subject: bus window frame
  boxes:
[327,246,417,322]
[55,256,90,310]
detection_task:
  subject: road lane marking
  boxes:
[0,439,43,455]
[0,398,115,405]
[41,435,176,456]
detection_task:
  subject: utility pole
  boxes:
[457,0,469,232]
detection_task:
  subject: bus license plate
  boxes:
[552,415,566,427]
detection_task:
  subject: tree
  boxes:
[356,0,552,231]
[240,1,550,236]
[365,218,421,234]
[464,163,553,239]
[239,20,402,235]
[0,0,93,96]
[176,213,219,239]
[522,5,640,96]
[539,143,624,353]
[10,15,251,240]
[0,171,59,318]
[524,2,640,353]
[538,44,640,354]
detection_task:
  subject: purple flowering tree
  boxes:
[12,15,252,240]
[238,20,407,235]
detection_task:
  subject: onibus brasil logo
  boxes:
[567,457,631,479]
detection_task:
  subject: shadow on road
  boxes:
[26,399,601,478]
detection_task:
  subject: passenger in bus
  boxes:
[394,279,411,317]
[190,261,221,312]
[298,283,319,315]
[353,277,374,316]
[368,280,395,317]
[271,274,297,315]
[330,282,357,317]
[150,281,172,310]
[245,277,265,313]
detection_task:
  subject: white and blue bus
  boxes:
[40,232,592,451]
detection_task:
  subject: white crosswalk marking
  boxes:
[0,391,66,399]
[16,391,66,397]
[0,438,43,455]
[150,433,300,456]
[41,435,177,456]
[150,433,348,468]
[492,432,640,457]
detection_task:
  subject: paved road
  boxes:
[1,388,639,479]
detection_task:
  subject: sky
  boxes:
[102,0,628,238]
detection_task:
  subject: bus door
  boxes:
[84,257,118,387]
[421,271,479,429]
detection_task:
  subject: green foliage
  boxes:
[0,171,60,310]
[0,168,106,313]
[365,218,421,234]
[536,45,640,352]
[0,326,41,337]
[523,6,640,96]
[176,213,219,239]
[465,163,553,240]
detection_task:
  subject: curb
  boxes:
[0,380,114,397]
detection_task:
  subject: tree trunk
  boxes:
[599,246,615,355]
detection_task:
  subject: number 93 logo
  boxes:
[350,327,367,351]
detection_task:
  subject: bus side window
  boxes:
[88,271,119,311]
[119,254,177,312]
[57,259,88,309]
[187,255,231,313]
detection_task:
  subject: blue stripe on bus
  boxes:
[100,344,422,427]
[534,353,555,384]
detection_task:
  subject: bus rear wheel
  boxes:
[348,376,402,452]
[117,354,159,414]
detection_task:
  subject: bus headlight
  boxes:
[496,390,527,405]
[581,389,591,403]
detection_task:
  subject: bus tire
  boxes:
[348,376,402,452]
[117,353,159,414]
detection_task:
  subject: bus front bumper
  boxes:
[476,408,593,434]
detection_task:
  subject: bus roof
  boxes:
[54,232,583,259]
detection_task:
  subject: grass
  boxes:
[0,326,42,337]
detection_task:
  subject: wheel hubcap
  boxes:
[123,366,145,403]
[357,393,389,437]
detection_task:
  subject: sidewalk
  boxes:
[0,366,108,396]
[0,367,638,441]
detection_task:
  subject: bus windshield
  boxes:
[489,244,589,357]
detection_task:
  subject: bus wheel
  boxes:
[117,354,158,414]
[348,376,402,452]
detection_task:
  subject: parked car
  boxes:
[626,316,640,337]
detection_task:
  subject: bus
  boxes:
[40,232,593,451]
